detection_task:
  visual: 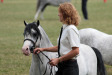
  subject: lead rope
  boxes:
[43,62,53,75]
[35,50,53,75]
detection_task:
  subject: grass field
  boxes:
[0,0,112,75]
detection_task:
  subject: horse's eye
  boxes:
[33,33,37,37]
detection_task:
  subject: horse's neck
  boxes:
[38,26,53,48]
[35,26,56,75]
[39,26,57,58]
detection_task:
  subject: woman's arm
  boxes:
[59,47,79,62]
[42,46,58,52]
[49,47,79,66]
[34,46,58,54]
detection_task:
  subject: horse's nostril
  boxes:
[26,48,28,50]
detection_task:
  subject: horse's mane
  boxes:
[38,25,53,47]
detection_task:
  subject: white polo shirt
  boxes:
[58,24,80,59]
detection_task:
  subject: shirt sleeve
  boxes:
[67,28,80,47]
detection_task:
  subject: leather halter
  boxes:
[24,38,37,53]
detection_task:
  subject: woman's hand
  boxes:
[49,58,60,66]
[33,48,44,54]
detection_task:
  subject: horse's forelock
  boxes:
[24,22,41,39]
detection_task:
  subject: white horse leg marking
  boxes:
[34,8,41,20]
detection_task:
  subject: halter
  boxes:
[24,38,53,75]
[24,39,36,53]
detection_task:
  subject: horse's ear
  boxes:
[37,20,40,27]
[24,20,28,26]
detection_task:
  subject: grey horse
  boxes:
[79,28,112,65]
[34,0,71,20]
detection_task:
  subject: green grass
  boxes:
[0,0,112,75]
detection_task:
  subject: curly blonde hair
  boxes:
[59,2,80,26]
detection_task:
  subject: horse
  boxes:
[22,20,106,75]
[22,20,57,75]
[79,28,112,66]
[34,0,71,20]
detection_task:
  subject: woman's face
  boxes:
[58,9,63,22]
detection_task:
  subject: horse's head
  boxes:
[22,20,41,56]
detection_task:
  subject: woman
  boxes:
[34,2,80,75]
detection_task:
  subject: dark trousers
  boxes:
[82,0,88,19]
[55,59,79,75]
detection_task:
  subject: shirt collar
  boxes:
[62,24,68,29]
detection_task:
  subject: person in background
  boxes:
[82,0,88,20]
[34,2,80,75]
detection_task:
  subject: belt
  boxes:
[60,59,76,64]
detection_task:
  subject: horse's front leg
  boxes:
[30,54,41,75]
[34,8,41,20]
